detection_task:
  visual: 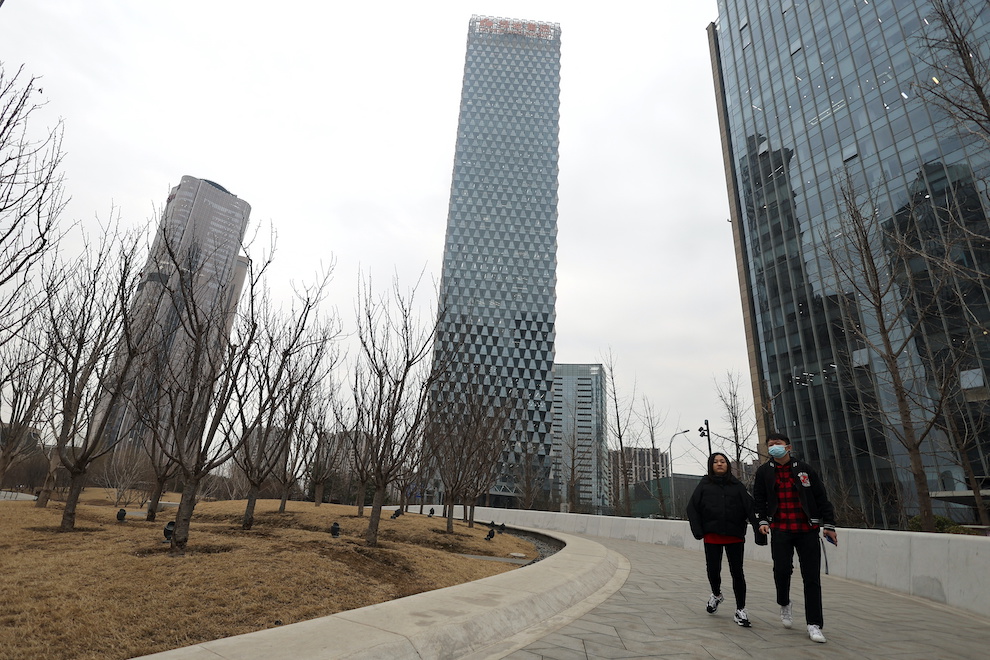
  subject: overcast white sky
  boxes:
[1,1,747,474]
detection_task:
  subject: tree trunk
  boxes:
[278,484,290,513]
[314,481,325,507]
[242,484,260,530]
[961,455,990,527]
[446,500,455,533]
[468,503,475,528]
[906,441,936,532]
[170,477,201,555]
[59,471,88,532]
[35,452,61,508]
[656,481,668,519]
[0,455,13,486]
[35,487,52,508]
[146,479,166,522]
[356,479,366,516]
[885,355,935,532]
[364,486,386,546]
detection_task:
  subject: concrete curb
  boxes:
[133,527,626,660]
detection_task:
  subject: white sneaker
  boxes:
[733,608,751,627]
[780,602,793,629]
[808,624,826,643]
[706,593,724,614]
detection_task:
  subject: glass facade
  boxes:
[435,16,560,505]
[551,364,610,512]
[711,0,990,526]
[101,176,250,448]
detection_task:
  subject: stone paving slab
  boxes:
[497,535,988,660]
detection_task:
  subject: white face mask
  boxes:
[768,445,788,459]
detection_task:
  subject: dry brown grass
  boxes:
[0,493,536,660]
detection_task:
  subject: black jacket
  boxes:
[686,474,761,541]
[753,457,836,531]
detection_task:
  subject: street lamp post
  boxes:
[699,419,713,456]
[652,429,689,518]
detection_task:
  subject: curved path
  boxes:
[482,535,988,660]
[138,528,987,659]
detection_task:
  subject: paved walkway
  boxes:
[491,535,987,660]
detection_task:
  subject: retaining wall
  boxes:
[470,506,989,619]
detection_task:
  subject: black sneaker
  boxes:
[733,609,751,627]
[706,593,724,614]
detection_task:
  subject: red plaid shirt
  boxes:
[771,462,814,532]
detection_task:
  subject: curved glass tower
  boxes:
[711,1,990,526]
[435,16,560,506]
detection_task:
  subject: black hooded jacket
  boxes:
[686,455,761,541]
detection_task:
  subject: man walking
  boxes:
[754,432,837,644]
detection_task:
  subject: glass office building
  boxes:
[551,364,610,513]
[434,16,560,506]
[99,176,250,448]
[710,1,990,525]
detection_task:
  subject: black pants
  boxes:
[770,529,823,627]
[704,542,746,609]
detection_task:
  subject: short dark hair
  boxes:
[767,431,790,444]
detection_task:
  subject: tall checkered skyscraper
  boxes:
[435,15,560,506]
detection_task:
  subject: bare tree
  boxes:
[603,349,637,517]
[908,0,990,527]
[882,161,990,527]
[427,368,514,531]
[0,317,53,482]
[127,217,272,552]
[714,370,758,470]
[214,463,251,501]
[33,416,63,508]
[304,392,346,507]
[548,386,595,514]
[0,64,67,345]
[511,438,550,510]
[345,428,373,517]
[639,397,672,517]
[394,446,419,512]
[93,444,150,508]
[44,226,144,531]
[462,418,509,523]
[559,412,587,513]
[821,180,958,532]
[347,273,440,547]
[228,282,337,528]
[913,0,990,147]
[142,433,178,522]
[930,381,990,526]
[272,392,324,514]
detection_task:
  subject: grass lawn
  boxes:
[0,493,535,660]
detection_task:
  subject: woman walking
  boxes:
[686,452,764,627]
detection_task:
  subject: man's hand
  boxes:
[823,529,838,546]
[759,524,770,535]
